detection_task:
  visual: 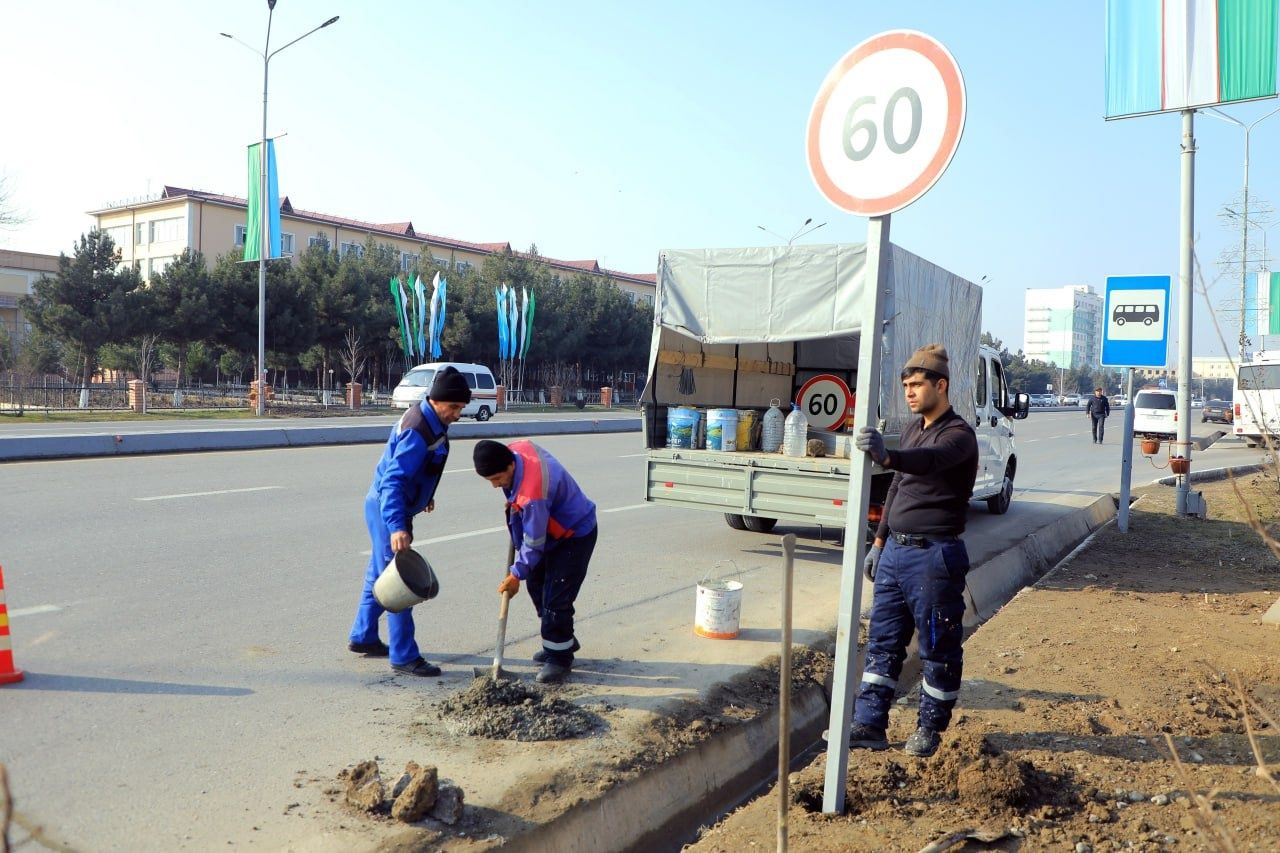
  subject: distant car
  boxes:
[1030,393,1054,407]
[1078,396,1092,407]
[1061,394,1080,407]
[1111,394,1128,407]
[1132,389,1178,439]
[1201,399,1232,424]
[391,361,499,420]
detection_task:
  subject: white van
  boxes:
[1132,389,1177,439]
[391,362,499,420]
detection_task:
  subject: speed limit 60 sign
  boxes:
[807,30,966,217]
[797,374,853,432]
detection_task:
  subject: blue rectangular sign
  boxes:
[1101,275,1171,368]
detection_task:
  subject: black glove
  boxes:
[863,544,883,582]
[855,427,887,465]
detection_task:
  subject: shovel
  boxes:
[474,531,517,682]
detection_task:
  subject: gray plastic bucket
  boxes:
[373,550,440,613]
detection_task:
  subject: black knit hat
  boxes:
[429,366,472,403]
[473,440,515,476]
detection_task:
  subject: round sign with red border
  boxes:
[806,30,966,217]
[796,374,853,432]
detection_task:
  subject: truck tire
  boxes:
[743,515,778,533]
[986,465,1014,515]
[724,513,748,530]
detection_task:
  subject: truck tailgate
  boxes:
[645,449,854,527]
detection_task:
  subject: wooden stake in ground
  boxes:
[778,533,796,853]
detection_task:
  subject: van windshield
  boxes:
[1238,364,1280,390]
[1134,392,1175,409]
[401,368,436,388]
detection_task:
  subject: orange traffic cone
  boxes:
[0,564,24,684]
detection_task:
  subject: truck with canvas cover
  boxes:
[640,242,1029,537]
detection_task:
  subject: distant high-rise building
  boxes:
[1023,285,1103,368]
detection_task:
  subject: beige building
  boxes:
[0,249,59,342]
[1135,356,1237,383]
[89,186,656,305]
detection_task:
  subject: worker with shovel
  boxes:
[472,439,597,684]
[348,367,471,677]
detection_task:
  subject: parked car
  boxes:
[1111,394,1129,407]
[1132,389,1178,439]
[1060,394,1080,407]
[1030,393,1054,407]
[391,361,499,420]
[1201,399,1232,424]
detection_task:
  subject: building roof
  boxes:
[90,186,655,287]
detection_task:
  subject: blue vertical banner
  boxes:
[243,140,281,261]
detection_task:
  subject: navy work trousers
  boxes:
[524,526,596,665]
[349,494,422,666]
[854,536,969,733]
[1091,414,1106,442]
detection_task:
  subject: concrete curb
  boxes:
[505,685,829,853]
[1154,462,1266,487]
[0,418,642,462]
[962,493,1117,623]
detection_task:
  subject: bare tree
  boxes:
[137,333,160,414]
[0,176,25,229]
[339,327,366,386]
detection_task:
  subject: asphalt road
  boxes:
[0,415,1265,849]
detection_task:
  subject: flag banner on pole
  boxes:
[398,278,414,360]
[243,140,282,261]
[518,288,529,359]
[522,288,536,358]
[428,275,441,360]
[507,286,519,360]
[1105,0,1279,119]
[436,274,447,353]
[1269,271,1280,335]
[496,286,509,358]
[414,274,427,361]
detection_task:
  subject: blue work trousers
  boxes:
[854,537,968,733]
[524,526,596,665]
[349,495,422,666]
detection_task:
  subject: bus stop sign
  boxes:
[1101,275,1171,368]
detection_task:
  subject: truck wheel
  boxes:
[476,406,492,421]
[743,516,778,533]
[986,466,1014,515]
[724,513,748,530]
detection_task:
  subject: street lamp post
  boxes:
[1205,105,1280,365]
[757,218,828,246]
[221,2,338,416]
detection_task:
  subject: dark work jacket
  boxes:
[1084,395,1111,418]
[875,406,978,540]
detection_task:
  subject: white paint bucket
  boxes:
[694,577,743,639]
[706,408,739,451]
[373,550,440,613]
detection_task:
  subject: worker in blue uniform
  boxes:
[851,344,978,758]
[348,367,471,676]
[472,439,597,684]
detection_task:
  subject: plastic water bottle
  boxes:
[761,398,785,452]
[783,403,808,457]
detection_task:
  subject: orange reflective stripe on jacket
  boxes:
[508,440,574,539]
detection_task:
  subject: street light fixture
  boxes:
[221,3,338,416]
[1203,104,1280,364]
[756,217,828,246]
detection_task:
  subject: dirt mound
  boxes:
[432,678,603,742]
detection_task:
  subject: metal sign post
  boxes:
[805,29,967,814]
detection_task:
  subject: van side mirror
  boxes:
[1004,392,1030,420]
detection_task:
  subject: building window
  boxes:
[104,225,130,250]
[308,235,329,250]
[401,252,419,272]
[432,256,450,269]
[339,242,364,259]
[135,223,147,246]
[149,217,182,243]
[281,232,294,256]
[641,293,655,307]
[454,260,472,273]
[149,256,174,278]
[234,224,247,247]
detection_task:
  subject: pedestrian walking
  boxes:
[1085,387,1111,444]
[348,366,471,677]
[472,439,598,684]
[850,344,977,758]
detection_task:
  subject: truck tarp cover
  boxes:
[647,242,981,433]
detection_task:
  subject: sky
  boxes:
[4,1,1280,359]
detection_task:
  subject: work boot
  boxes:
[391,657,441,677]
[535,661,572,684]
[532,638,580,663]
[904,726,941,757]
[348,640,390,657]
[848,723,889,751]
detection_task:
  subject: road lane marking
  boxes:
[135,486,283,501]
[602,503,652,513]
[9,604,61,618]
[618,453,648,458]
[359,504,652,554]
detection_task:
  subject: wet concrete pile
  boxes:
[433,677,604,741]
